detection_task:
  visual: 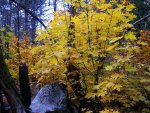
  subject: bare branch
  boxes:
[133,13,150,26]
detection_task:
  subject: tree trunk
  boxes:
[0,49,25,113]
[66,62,85,97]
[24,0,29,35]
[66,0,86,98]
[19,64,31,113]
[53,0,57,12]
[0,86,5,113]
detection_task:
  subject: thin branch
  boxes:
[133,13,150,26]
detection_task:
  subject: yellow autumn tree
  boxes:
[33,0,150,112]
[5,0,150,112]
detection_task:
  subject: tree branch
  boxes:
[10,0,47,29]
[133,13,150,26]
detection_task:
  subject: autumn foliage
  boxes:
[1,0,150,112]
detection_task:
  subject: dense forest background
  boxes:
[0,0,150,113]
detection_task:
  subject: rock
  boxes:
[30,82,78,113]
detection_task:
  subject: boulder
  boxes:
[30,82,78,113]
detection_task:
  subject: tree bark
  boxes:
[0,49,25,113]
[19,64,31,113]
[0,86,5,113]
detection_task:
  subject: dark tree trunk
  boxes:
[19,64,31,113]
[68,22,75,47]
[24,11,28,35]
[66,62,85,97]
[53,0,57,12]
[24,0,29,35]
[0,49,25,113]
[0,86,5,113]
[66,0,85,98]
[31,18,36,41]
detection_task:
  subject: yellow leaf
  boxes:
[114,84,122,91]
[106,43,118,52]
[125,32,136,41]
